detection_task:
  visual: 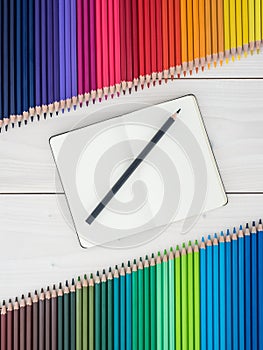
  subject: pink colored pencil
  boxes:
[83,0,90,105]
[76,0,84,106]
[96,0,103,101]
[101,0,109,99]
[108,0,115,97]
[125,0,133,92]
[120,0,127,93]
[113,0,121,96]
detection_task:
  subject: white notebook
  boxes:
[50,95,227,248]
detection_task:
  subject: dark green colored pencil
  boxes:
[82,275,88,350]
[89,274,95,350]
[107,268,113,350]
[70,279,76,350]
[58,283,63,350]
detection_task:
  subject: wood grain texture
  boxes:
[0,79,262,193]
[0,193,261,299]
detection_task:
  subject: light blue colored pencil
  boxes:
[219,232,226,350]
[225,230,232,350]
[232,228,239,350]
[251,222,258,350]
[213,234,219,350]
[120,264,126,350]
[206,235,213,350]
[238,226,245,350]
[258,219,263,350]
[126,261,132,350]
[114,266,120,350]
[200,237,207,350]
[244,223,251,350]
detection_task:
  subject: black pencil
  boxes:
[86,109,181,224]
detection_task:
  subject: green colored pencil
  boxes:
[168,248,175,350]
[194,240,201,350]
[144,256,150,350]
[188,242,194,350]
[163,250,169,349]
[138,258,144,350]
[175,245,182,350]
[156,252,163,350]
[95,272,101,350]
[64,281,70,350]
[132,259,138,350]
[76,277,82,350]
[82,275,88,350]
[107,268,113,350]
[101,270,107,350]
[150,254,156,350]
[89,274,94,350]
[58,283,63,350]
[181,243,188,350]
[70,279,76,350]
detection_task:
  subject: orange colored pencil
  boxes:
[199,0,206,70]
[180,0,188,75]
[187,0,194,74]
[162,0,169,81]
[168,0,175,78]
[217,0,224,65]
[205,0,212,68]
[193,0,200,72]
[211,0,218,67]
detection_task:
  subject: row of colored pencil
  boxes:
[1,0,263,132]
[1,220,263,349]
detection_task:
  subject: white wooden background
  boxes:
[1,53,263,300]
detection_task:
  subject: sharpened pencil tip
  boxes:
[90,273,93,278]
[71,278,74,285]
[117,91,120,97]
[24,120,27,126]
[80,103,83,108]
[105,95,108,100]
[208,234,211,240]
[12,123,14,128]
[86,101,89,107]
[74,105,76,111]
[151,253,154,258]
[252,221,255,226]
[59,282,62,289]
[78,276,80,282]
[159,80,162,85]
[9,298,12,303]
[153,80,156,86]
[67,108,70,112]
[103,269,105,274]
[141,84,144,90]
[182,242,186,248]
[18,121,21,128]
[259,219,262,224]
[176,108,181,114]
[202,236,205,242]
[15,297,18,302]
[111,94,114,99]
[92,99,96,104]
[50,113,53,118]
[123,90,126,95]
[65,280,68,287]
[239,225,242,230]
[5,125,8,132]
[246,223,249,229]
[226,229,230,235]
[129,88,132,94]
[147,82,150,88]
[62,109,65,114]
[233,227,236,233]
[56,111,59,116]
[37,115,40,121]
[31,116,34,122]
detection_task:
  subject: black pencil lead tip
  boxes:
[246,223,249,228]
[0,128,1,133]
[37,115,40,121]
[65,280,68,287]
[109,267,111,272]
[28,292,31,297]
[129,88,132,94]
[177,108,181,114]
[35,290,37,295]
[96,271,99,276]
[72,278,75,285]
[21,294,24,299]
[121,262,124,267]
[128,261,131,267]
[53,284,56,289]
[56,111,59,116]
[259,219,262,224]
[9,298,12,303]
[15,297,18,302]
[59,282,62,289]
[2,300,5,305]
[252,221,255,226]
[47,286,50,291]
[103,269,105,274]
[50,113,53,118]
[31,116,34,122]
[12,123,14,128]
[41,288,44,293]
[44,113,47,119]
[74,105,77,111]
[86,101,89,107]
[24,120,27,125]
[18,121,21,128]
[5,125,8,132]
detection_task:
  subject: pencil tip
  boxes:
[201,66,204,72]
[115,264,118,270]
[111,94,114,99]
[22,294,24,299]
[78,276,80,282]
[67,108,70,112]
[128,260,131,267]
[31,116,34,122]
[233,227,236,233]
[133,259,136,264]
[189,70,192,76]
[41,288,44,293]
[90,273,93,278]
[153,80,156,86]
[37,115,40,121]
[93,99,96,104]
[176,108,181,114]
[74,105,77,111]
[105,95,108,100]
[2,300,5,305]
[121,262,124,268]
[177,73,181,78]
[50,113,53,118]
[220,60,223,66]
[213,61,217,68]
[59,282,62,288]
[12,123,15,128]
[129,88,132,94]
[9,298,12,303]
[15,297,18,302]
[35,290,37,295]
[80,103,83,108]
[147,82,150,88]
[44,113,47,119]
[202,236,205,242]
[117,91,120,97]
[103,269,105,274]
[28,292,31,297]
[62,109,65,114]
[151,253,154,258]
[5,125,8,132]
[123,90,126,95]
[208,234,211,240]
[65,280,68,287]
[259,219,262,224]
[159,80,162,85]
[252,221,255,226]
[195,67,198,74]
[71,278,75,285]
[239,224,242,230]
[86,101,89,106]
[171,75,174,81]
[141,84,144,90]
[56,111,59,116]
[246,223,249,229]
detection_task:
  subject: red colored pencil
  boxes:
[120,0,127,93]
[168,0,175,78]
[96,0,103,101]
[102,0,110,99]
[114,0,121,96]
[174,0,182,77]
[83,0,90,105]
[150,0,157,85]
[156,0,163,83]
[132,0,139,90]
[162,0,169,81]
[138,0,145,88]
[125,0,133,92]
[1,301,7,350]
[144,0,151,87]
[108,0,115,97]
[76,0,84,105]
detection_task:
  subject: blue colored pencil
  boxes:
[3,0,9,129]
[114,266,120,350]
[53,0,60,115]
[126,262,132,350]
[120,264,126,350]
[65,0,72,110]
[59,0,66,112]
[28,0,35,120]
[22,0,29,120]
[34,0,41,119]
[47,0,54,115]
[225,230,232,350]
[219,232,226,350]
[258,219,263,350]
[41,0,48,117]
[244,223,251,350]
[213,234,219,350]
[238,226,245,350]
[251,222,258,350]
[9,0,16,126]
[232,228,239,350]
[70,0,78,109]
[206,235,213,350]
[200,237,207,350]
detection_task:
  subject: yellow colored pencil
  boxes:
[205,0,212,68]
[199,0,206,70]
[211,0,218,67]
[248,0,255,53]
[242,0,249,56]
[181,0,188,75]
[255,0,261,52]
[229,0,236,59]
[193,0,200,72]
[236,0,243,58]
[224,0,230,62]
[217,0,224,65]
[187,0,194,74]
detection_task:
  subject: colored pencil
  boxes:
[217,0,224,65]
[144,0,152,86]
[187,0,194,74]
[82,275,88,350]
[258,219,263,349]
[229,0,237,59]
[225,231,232,350]
[175,0,182,76]
[9,0,16,125]
[47,0,54,115]
[108,268,113,350]
[89,0,97,102]
[101,270,107,350]
[144,256,150,350]
[70,280,76,350]
[65,0,72,110]
[132,260,138,350]
[53,0,60,114]
[181,243,188,350]
[242,0,249,56]
[76,0,84,105]
[161,0,169,80]
[2,0,9,129]
[251,222,258,350]
[114,266,119,350]
[22,0,29,121]
[15,0,23,123]
[101,0,110,98]
[213,235,219,350]
[64,282,70,350]
[168,248,175,349]
[187,242,194,350]
[224,0,230,62]
[76,277,82,350]
[113,0,121,95]
[200,238,206,350]
[175,246,181,350]
[126,262,132,350]
[120,264,126,350]
[14,298,19,350]
[138,0,145,87]
[180,0,188,75]
[236,0,243,58]
[206,236,213,349]
[219,232,226,350]
[150,0,157,84]
[248,0,255,53]
[156,252,163,350]
[211,0,218,67]
[58,283,63,350]
[255,0,261,52]
[168,0,175,78]
[51,286,58,350]
[0,0,2,130]
[194,240,200,350]
[89,274,94,350]
[138,258,144,350]
[193,0,200,71]
[83,0,90,104]
[7,299,13,350]
[108,0,115,97]
[26,293,32,350]
[162,250,169,349]
[131,0,139,89]
[39,289,45,350]
[70,0,78,108]
[59,0,66,112]
[45,288,51,350]
[205,0,212,68]
[40,0,48,117]
[244,223,251,350]
[150,254,156,350]
[33,291,39,350]
[1,301,7,349]
[120,0,127,93]
[156,0,163,82]
[238,226,245,350]
[95,272,101,350]
[232,228,238,350]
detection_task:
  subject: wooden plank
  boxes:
[0,193,261,299]
[0,79,262,193]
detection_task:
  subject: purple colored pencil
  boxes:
[89,0,97,102]
[70,0,78,109]
[65,0,72,111]
[47,0,54,115]
[83,0,90,105]
[35,0,42,119]
[59,0,66,112]
[41,0,48,117]
[53,0,60,114]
